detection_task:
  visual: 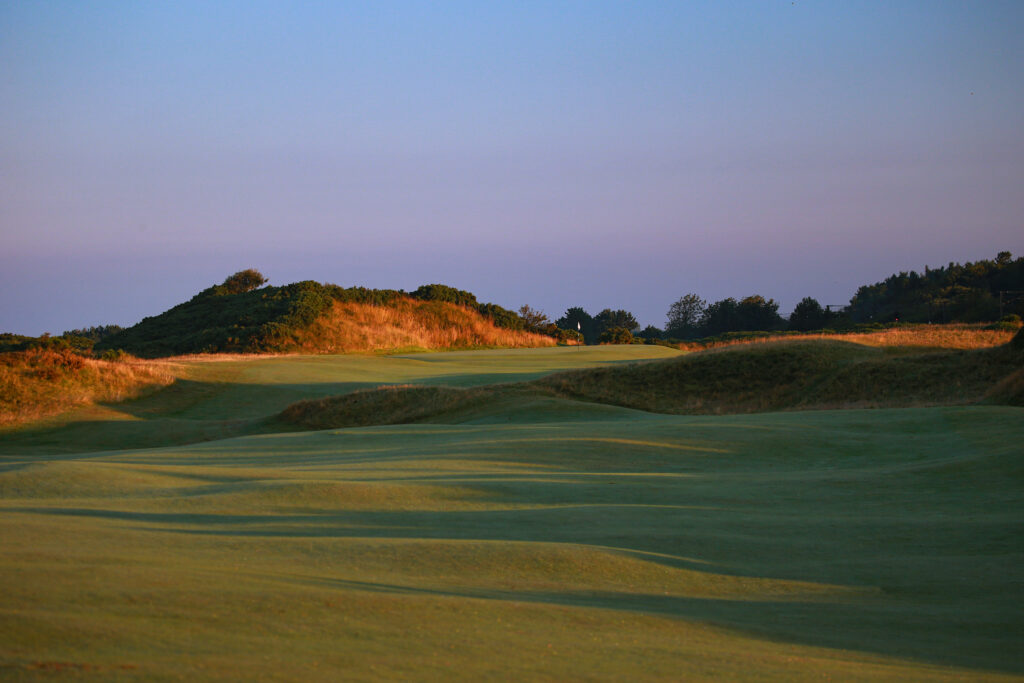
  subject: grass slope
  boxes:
[536,337,1024,415]
[0,349,175,426]
[279,336,1024,431]
[1,343,1022,680]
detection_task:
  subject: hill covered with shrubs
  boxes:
[95,270,559,357]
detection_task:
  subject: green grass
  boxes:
[1,344,1022,681]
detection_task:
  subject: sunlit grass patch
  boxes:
[0,349,176,426]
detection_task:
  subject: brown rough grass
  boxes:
[678,324,1018,353]
[287,298,556,353]
[0,349,176,426]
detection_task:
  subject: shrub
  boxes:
[411,284,478,307]
[599,327,633,344]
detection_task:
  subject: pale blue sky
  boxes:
[2,1,1022,334]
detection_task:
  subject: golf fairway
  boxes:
[1,346,1022,681]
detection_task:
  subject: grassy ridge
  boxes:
[279,335,1024,431]
[287,298,555,353]
[538,339,1024,415]
[0,349,175,426]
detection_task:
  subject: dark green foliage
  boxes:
[637,325,663,341]
[594,309,638,336]
[98,281,330,357]
[412,284,479,307]
[846,252,1024,323]
[700,295,783,335]
[555,307,597,345]
[61,325,124,342]
[0,333,93,354]
[0,333,37,353]
[789,297,828,332]
[598,327,634,344]
[474,302,522,330]
[220,269,268,294]
[96,279,383,357]
[666,294,706,339]
[547,326,584,344]
[93,274,527,357]
[518,305,550,333]
[411,284,525,330]
[193,269,269,299]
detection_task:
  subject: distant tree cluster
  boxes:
[552,307,639,345]
[663,294,786,339]
[653,253,1022,341]
[845,252,1024,323]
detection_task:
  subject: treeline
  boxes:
[846,251,1024,323]
[553,252,1024,344]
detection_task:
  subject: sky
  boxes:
[2,1,1023,335]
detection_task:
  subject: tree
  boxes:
[637,325,663,341]
[220,269,268,295]
[518,305,551,333]
[699,295,782,335]
[736,295,783,331]
[594,309,638,336]
[666,294,706,338]
[789,297,827,332]
[700,298,740,335]
[555,307,596,344]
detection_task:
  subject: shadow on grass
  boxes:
[295,575,1023,675]
[8,492,1024,674]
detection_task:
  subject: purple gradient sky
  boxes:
[2,1,1022,335]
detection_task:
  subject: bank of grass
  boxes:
[538,338,1024,415]
[289,298,556,353]
[279,332,1024,430]
[677,322,1018,353]
[0,349,175,426]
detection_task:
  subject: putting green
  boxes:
[1,346,1022,680]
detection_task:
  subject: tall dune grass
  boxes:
[288,298,556,353]
[678,324,1018,353]
[0,349,176,426]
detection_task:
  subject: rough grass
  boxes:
[289,298,556,353]
[538,340,1023,415]
[279,384,495,429]
[679,323,1018,353]
[0,349,175,426]
[280,337,1024,430]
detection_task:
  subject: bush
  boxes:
[598,327,633,344]
[411,284,478,307]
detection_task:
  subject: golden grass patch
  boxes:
[289,298,556,353]
[678,324,1017,353]
[0,349,176,426]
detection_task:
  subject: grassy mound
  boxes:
[96,277,551,357]
[538,338,1024,414]
[0,348,174,426]
[279,384,497,429]
[284,298,555,353]
[278,337,1024,429]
